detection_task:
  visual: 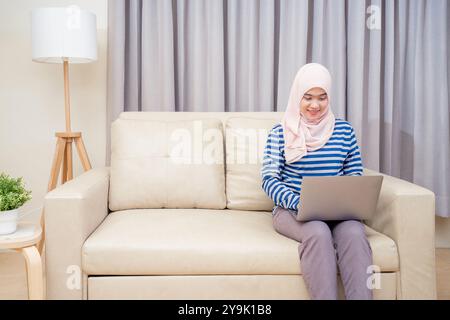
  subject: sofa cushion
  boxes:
[109,118,226,211]
[82,209,399,275]
[225,117,281,211]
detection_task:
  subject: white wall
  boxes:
[0,0,107,225]
[436,216,450,248]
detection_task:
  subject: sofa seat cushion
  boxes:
[82,209,399,275]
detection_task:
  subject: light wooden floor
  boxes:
[436,248,450,299]
[1,249,449,299]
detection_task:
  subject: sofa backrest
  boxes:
[109,112,284,212]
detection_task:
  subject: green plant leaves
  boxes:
[0,173,32,211]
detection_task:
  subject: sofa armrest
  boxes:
[363,168,436,299]
[44,167,109,300]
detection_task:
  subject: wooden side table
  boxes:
[0,223,44,300]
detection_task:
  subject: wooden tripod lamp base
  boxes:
[48,132,92,191]
[37,131,91,254]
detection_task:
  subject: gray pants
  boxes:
[272,206,373,300]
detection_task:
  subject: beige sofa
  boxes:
[44,112,436,300]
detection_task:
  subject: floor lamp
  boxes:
[31,7,97,253]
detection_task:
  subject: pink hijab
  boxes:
[281,63,336,164]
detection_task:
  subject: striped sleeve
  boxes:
[343,126,363,176]
[261,126,300,210]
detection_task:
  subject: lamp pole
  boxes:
[63,58,71,133]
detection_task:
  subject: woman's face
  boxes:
[300,87,329,121]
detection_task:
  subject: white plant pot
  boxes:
[0,209,19,235]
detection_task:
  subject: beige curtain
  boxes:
[107,0,450,217]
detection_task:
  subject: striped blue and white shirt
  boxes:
[261,119,363,215]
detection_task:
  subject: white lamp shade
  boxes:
[31,7,97,63]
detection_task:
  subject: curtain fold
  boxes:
[107,0,450,217]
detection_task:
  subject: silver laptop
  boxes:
[296,175,383,221]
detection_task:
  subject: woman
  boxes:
[261,63,373,300]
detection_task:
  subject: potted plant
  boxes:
[0,173,32,235]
